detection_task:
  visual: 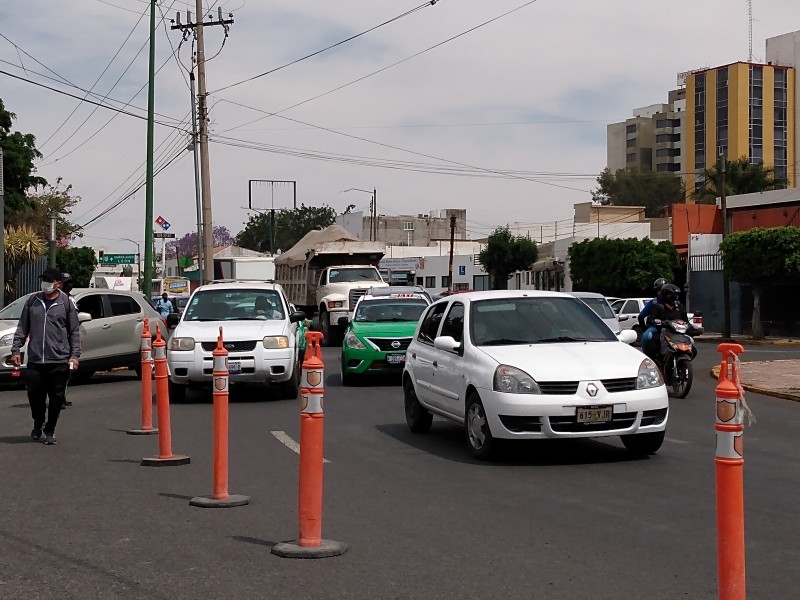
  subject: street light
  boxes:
[121,237,142,290]
[341,188,377,241]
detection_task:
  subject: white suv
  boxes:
[166,281,306,400]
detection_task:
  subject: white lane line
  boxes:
[665,437,689,444]
[271,431,331,463]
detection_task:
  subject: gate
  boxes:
[687,253,741,334]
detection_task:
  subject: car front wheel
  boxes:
[465,392,495,460]
[621,430,665,456]
[404,377,432,433]
[168,380,186,403]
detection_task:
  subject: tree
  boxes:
[693,156,785,203]
[592,167,684,218]
[10,178,83,242]
[478,226,539,290]
[235,204,337,254]
[165,225,234,259]
[567,237,680,298]
[0,98,48,214]
[4,225,46,303]
[56,247,98,288]
[719,227,800,339]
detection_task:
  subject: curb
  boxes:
[709,366,800,403]
[695,337,800,347]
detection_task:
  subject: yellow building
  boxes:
[684,62,796,197]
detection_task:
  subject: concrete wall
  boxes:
[767,30,800,182]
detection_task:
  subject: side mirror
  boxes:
[618,329,637,344]
[337,316,349,327]
[77,311,92,323]
[166,313,181,328]
[290,311,306,323]
[433,335,461,353]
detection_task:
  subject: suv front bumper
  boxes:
[168,347,295,384]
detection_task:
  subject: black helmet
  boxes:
[660,283,680,304]
[653,277,668,291]
[61,272,74,294]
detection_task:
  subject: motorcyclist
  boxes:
[646,283,691,360]
[638,278,668,354]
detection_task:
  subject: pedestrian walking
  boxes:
[10,268,81,445]
[155,292,173,319]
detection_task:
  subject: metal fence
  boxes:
[9,257,48,302]
[689,252,723,272]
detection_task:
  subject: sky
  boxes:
[0,0,797,254]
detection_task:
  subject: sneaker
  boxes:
[62,400,72,408]
[44,434,57,445]
[31,427,43,441]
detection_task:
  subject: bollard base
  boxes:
[140,454,191,467]
[126,428,159,435]
[189,494,250,508]
[271,539,348,559]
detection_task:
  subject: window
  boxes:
[621,300,640,315]
[472,274,490,291]
[440,302,465,343]
[656,119,670,129]
[109,294,141,316]
[626,153,637,163]
[656,133,680,143]
[626,124,637,134]
[77,294,105,320]
[525,271,530,286]
[441,275,450,288]
[416,277,423,286]
[626,139,637,148]
[417,303,447,344]
[402,221,415,231]
[424,276,436,288]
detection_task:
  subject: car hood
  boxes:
[477,341,645,381]
[174,320,289,341]
[0,320,18,333]
[350,321,418,337]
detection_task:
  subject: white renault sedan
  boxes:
[402,290,668,460]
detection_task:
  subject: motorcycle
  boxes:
[646,319,703,398]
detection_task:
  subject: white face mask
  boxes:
[41,282,56,294]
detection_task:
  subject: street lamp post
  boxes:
[122,237,142,290]
[342,188,377,241]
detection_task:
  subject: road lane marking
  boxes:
[271,430,331,463]
[665,437,689,444]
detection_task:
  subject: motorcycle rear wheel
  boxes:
[671,359,693,398]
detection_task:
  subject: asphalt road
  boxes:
[0,344,798,599]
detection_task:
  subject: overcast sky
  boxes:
[1,0,796,253]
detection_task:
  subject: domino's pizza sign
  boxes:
[155,215,171,231]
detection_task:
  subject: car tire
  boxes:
[621,430,665,456]
[465,392,496,460]
[340,355,355,386]
[279,359,300,400]
[319,311,342,347]
[169,380,186,403]
[404,377,432,433]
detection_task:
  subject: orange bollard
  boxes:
[715,342,746,600]
[127,319,158,435]
[272,331,347,559]
[190,327,249,508]
[141,328,190,467]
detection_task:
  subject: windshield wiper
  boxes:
[533,336,599,343]
[480,338,531,346]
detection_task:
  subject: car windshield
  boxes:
[470,297,617,346]
[183,289,285,321]
[354,299,428,323]
[578,297,616,319]
[329,268,382,283]
[0,294,33,320]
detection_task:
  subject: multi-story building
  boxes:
[337,208,467,247]
[684,61,796,193]
[767,30,800,184]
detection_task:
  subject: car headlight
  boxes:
[344,331,366,350]
[169,337,195,351]
[493,365,541,394]
[636,358,663,389]
[0,333,14,347]
[263,336,289,349]
[329,301,344,309]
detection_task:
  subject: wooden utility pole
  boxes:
[171,7,233,284]
[143,0,157,298]
[719,153,731,338]
[447,214,456,292]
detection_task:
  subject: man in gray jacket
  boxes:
[10,268,81,445]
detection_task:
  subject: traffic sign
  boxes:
[154,232,176,238]
[99,253,137,265]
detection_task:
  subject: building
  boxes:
[336,209,467,247]
[767,30,800,179]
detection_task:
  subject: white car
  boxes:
[402,290,668,460]
[166,281,306,401]
[567,291,621,334]
[611,297,700,341]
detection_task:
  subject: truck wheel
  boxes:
[319,311,342,347]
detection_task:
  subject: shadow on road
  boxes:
[328,373,403,388]
[159,492,194,501]
[231,536,277,549]
[0,435,34,444]
[376,422,648,467]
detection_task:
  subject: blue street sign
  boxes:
[458,265,466,276]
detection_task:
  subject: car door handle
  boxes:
[432,360,438,368]
[102,324,111,329]
[411,353,416,359]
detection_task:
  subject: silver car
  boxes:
[0,288,169,382]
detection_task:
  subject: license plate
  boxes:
[386,354,405,365]
[576,406,612,423]
[227,359,242,374]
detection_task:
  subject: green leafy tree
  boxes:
[592,167,684,218]
[56,246,98,288]
[10,178,83,242]
[567,237,680,298]
[4,225,46,303]
[0,98,47,214]
[478,226,539,290]
[236,204,337,254]
[693,156,784,204]
[719,227,800,339]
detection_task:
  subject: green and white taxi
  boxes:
[340,286,431,385]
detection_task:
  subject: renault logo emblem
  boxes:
[391,340,401,349]
[586,383,598,397]
[224,343,236,350]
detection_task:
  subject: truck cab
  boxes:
[317,265,388,346]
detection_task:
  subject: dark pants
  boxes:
[25,363,70,435]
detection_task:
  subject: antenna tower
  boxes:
[748,0,753,62]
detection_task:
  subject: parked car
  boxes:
[611,297,700,341]
[567,291,621,334]
[166,281,306,401]
[402,290,667,460]
[0,288,169,381]
[340,287,431,385]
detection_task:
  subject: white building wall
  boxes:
[766,31,800,162]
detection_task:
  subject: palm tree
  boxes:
[4,225,46,303]
[692,156,785,203]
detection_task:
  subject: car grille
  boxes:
[538,381,579,395]
[549,411,637,432]
[601,377,638,393]
[200,340,258,352]
[367,337,412,352]
[349,288,367,308]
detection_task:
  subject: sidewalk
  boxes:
[709,359,800,402]
[695,333,800,346]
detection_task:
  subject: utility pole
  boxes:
[0,147,5,308]
[372,188,377,242]
[143,0,157,298]
[189,72,203,280]
[447,214,456,292]
[49,215,57,268]
[172,6,234,284]
[719,153,731,338]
